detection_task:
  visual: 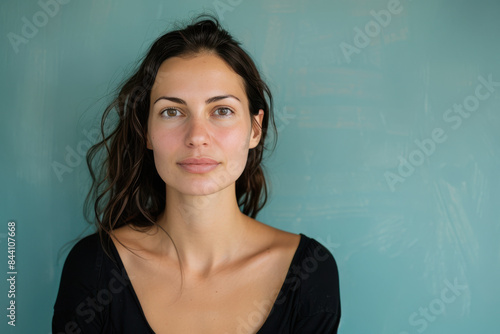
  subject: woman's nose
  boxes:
[185,116,210,148]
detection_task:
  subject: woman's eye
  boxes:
[213,107,234,117]
[161,108,182,118]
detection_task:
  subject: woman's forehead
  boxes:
[152,54,246,96]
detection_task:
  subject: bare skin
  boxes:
[111,53,301,333]
[112,221,300,333]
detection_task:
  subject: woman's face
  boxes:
[147,53,263,197]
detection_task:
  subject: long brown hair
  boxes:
[85,15,277,243]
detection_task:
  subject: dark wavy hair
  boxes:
[84,15,276,243]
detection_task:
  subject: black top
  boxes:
[53,232,341,333]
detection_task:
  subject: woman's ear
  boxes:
[249,109,264,149]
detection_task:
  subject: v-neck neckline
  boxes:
[108,233,307,333]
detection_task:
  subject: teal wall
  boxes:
[1,0,499,333]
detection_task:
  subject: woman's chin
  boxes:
[166,179,234,198]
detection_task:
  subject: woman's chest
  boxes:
[124,254,290,333]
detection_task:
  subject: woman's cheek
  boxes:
[150,137,178,182]
[228,132,252,177]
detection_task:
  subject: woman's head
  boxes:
[147,52,264,201]
[86,15,276,234]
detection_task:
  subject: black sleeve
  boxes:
[52,234,106,334]
[294,311,340,333]
[293,238,341,333]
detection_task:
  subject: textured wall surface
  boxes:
[1,0,499,333]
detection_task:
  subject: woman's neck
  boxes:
[156,185,252,277]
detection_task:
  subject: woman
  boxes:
[52,15,341,334]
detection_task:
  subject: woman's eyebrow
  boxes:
[154,96,186,105]
[205,94,241,104]
[153,95,241,105]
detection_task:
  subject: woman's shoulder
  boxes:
[296,234,339,280]
[55,231,124,302]
[53,233,106,325]
[110,224,158,250]
[53,232,133,332]
[257,227,341,331]
[63,232,105,269]
[72,231,104,250]
[57,232,114,288]
[250,219,300,250]
[252,222,340,299]
[287,233,341,315]
[294,233,339,271]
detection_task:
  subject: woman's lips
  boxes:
[177,158,220,174]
